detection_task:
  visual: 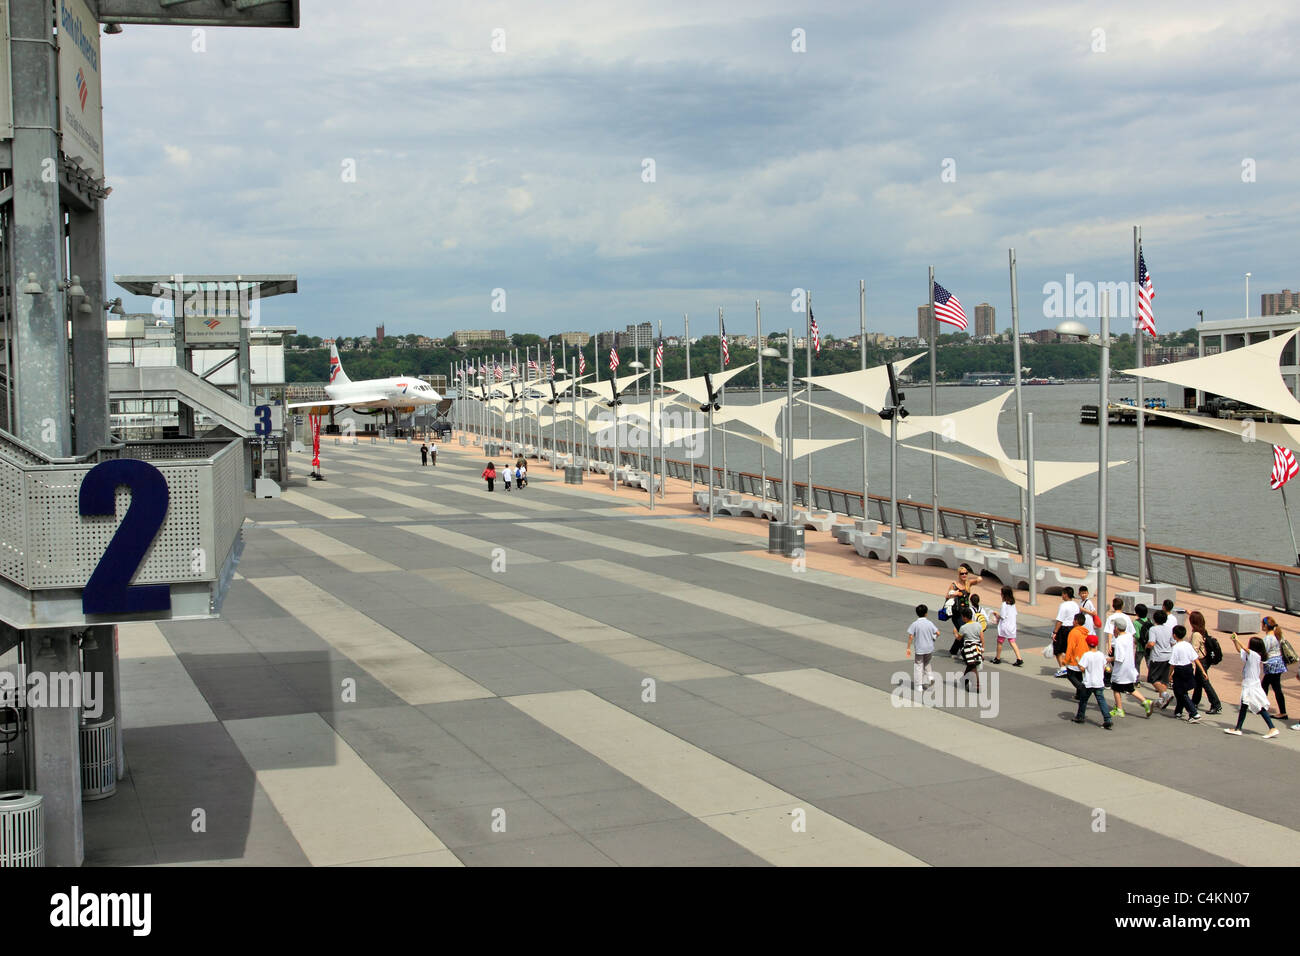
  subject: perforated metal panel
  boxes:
[0,438,243,594]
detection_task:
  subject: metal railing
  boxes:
[528,434,1300,615]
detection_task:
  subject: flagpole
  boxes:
[1134,225,1148,588]
[649,333,656,512]
[859,279,868,520]
[929,266,939,541]
[1010,249,1027,560]
[757,300,766,506]
[719,306,727,495]
[685,313,693,492]
[805,289,813,508]
[658,319,666,499]
[1283,483,1300,567]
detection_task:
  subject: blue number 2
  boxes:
[80,459,172,615]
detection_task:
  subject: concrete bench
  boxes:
[831,523,855,545]
[1115,591,1154,615]
[1217,608,1261,633]
[792,509,836,532]
[1144,583,1177,609]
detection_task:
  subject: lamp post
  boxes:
[701,372,722,521]
[877,360,908,578]
[1057,289,1111,616]
[761,329,796,552]
[629,361,646,484]
[1245,273,1251,318]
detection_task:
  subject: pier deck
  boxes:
[83,436,1300,866]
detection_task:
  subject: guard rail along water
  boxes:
[543,437,1300,616]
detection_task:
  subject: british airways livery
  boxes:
[288,341,442,418]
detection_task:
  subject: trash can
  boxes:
[459,435,467,446]
[564,465,584,484]
[784,524,805,557]
[80,718,117,801]
[0,791,44,866]
[767,522,786,554]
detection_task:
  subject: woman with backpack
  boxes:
[1224,633,1279,738]
[1188,610,1223,715]
[482,462,497,492]
[1260,616,1290,721]
[945,565,974,658]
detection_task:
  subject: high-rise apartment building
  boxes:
[917,305,933,341]
[974,303,995,338]
[1262,290,1300,316]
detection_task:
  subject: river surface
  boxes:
[602,381,1284,566]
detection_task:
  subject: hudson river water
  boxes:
[621,382,1285,567]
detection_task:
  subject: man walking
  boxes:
[905,604,939,696]
[1074,635,1114,729]
[1146,608,1176,708]
[419,442,429,466]
[429,439,438,466]
[1169,625,1204,722]
[1051,587,1081,678]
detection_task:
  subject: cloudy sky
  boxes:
[101,1,1300,342]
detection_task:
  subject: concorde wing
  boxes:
[287,396,387,415]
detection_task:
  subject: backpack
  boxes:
[1203,634,1223,668]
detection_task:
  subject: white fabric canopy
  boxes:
[1123,403,1300,454]
[712,395,786,438]
[660,364,755,405]
[802,389,1014,456]
[718,425,853,462]
[802,353,926,409]
[904,443,1128,495]
[1126,331,1300,421]
[580,370,650,403]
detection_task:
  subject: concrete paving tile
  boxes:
[584,818,763,866]
[453,832,617,867]
[417,798,574,848]
[536,786,691,833]
[497,760,639,800]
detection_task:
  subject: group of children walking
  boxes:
[480,459,528,492]
[906,569,1299,739]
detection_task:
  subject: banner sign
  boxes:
[182,314,242,344]
[57,0,105,179]
[310,414,321,469]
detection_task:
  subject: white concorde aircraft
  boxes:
[288,341,442,419]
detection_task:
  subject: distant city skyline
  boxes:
[102,2,1300,342]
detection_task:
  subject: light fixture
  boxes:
[1054,319,1092,340]
[104,22,123,34]
[22,273,43,294]
[106,298,125,315]
[65,274,86,297]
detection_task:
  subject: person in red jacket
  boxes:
[482,462,497,491]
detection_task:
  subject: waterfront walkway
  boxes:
[83,435,1300,866]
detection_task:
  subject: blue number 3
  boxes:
[80,459,172,615]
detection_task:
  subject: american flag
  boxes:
[1137,251,1156,337]
[548,355,555,377]
[609,347,620,371]
[1271,444,1299,490]
[579,349,586,374]
[933,282,968,331]
[528,359,538,371]
[721,320,730,366]
[654,338,664,369]
[810,310,821,353]
[494,363,503,381]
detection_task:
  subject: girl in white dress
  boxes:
[1224,634,1279,738]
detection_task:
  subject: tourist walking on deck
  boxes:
[905,604,939,694]
[1168,626,1204,722]
[1188,610,1223,715]
[1224,633,1279,738]
[989,587,1024,666]
[945,565,974,658]
[1102,596,1132,657]
[1162,599,1179,629]
[958,607,984,692]
[502,464,512,491]
[1073,635,1113,729]
[1062,611,1091,698]
[429,439,437,466]
[1146,609,1176,708]
[1260,616,1290,721]
[1133,603,1152,684]
[482,462,497,492]
[1108,619,1153,718]
[420,443,429,466]
[1051,587,1081,678]
[516,462,527,489]
[1078,585,1099,639]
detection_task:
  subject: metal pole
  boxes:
[928,266,939,541]
[1027,412,1038,606]
[805,291,813,503]
[719,306,727,494]
[707,402,715,521]
[860,280,869,518]
[1134,226,1147,588]
[889,405,899,578]
[1010,249,1027,560]
[659,319,666,498]
[648,341,656,511]
[1098,292,1110,616]
[785,328,794,525]
[757,300,766,504]
[1281,484,1300,566]
[685,314,693,491]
